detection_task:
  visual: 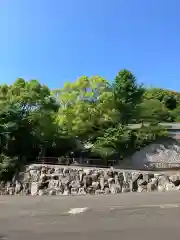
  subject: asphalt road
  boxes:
[1,192,180,240]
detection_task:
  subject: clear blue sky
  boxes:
[0,0,180,90]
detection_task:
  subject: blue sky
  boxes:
[0,0,180,90]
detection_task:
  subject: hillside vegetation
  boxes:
[0,69,179,180]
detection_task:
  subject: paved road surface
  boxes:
[1,192,180,240]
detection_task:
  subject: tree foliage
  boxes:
[143,87,180,121]
[113,69,145,124]
[1,69,179,180]
[138,99,172,123]
[54,76,118,140]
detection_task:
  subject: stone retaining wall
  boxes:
[129,139,180,169]
[1,164,180,196]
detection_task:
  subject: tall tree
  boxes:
[113,69,144,124]
[0,79,62,179]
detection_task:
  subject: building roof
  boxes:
[129,123,180,130]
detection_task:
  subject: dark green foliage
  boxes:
[113,69,145,124]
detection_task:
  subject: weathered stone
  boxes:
[100,176,105,190]
[104,187,110,194]
[49,189,56,195]
[61,177,70,186]
[79,171,84,182]
[122,187,130,193]
[147,173,155,180]
[158,175,169,186]
[137,179,147,192]
[57,183,64,194]
[108,177,115,184]
[104,172,109,181]
[137,179,147,187]
[86,187,94,194]
[55,190,62,195]
[23,182,31,195]
[114,175,120,185]
[121,181,130,192]
[83,169,91,175]
[14,181,23,195]
[63,189,70,195]
[31,182,38,196]
[147,182,152,192]
[71,187,79,195]
[91,173,98,182]
[110,184,121,194]
[29,169,37,180]
[107,170,113,178]
[95,189,105,195]
[138,185,147,192]
[86,176,92,187]
[172,179,180,186]
[41,167,47,175]
[49,179,59,189]
[78,187,87,195]
[131,174,140,192]
[123,172,131,182]
[158,185,166,192]
[132,172,140,182]
[39,189,47,196]
[92,181,100,189]
[147,182,157,192]
[151,178,158,185]
[15,164,180,197]
[165,183,177,191]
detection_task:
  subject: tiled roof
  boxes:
[129,123,180,130]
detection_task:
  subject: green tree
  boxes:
[138,99,173,123]
[92,123,167,163]
[171,106,180,122]
[163,95,177,110]
[54,76,118,141]
[0,79,62,180]
[92,125,130,162]
[134,124,167,150]
[144,88,169,101]
[144,87,178,110]
[113,69,144,124]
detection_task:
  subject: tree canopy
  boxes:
[1,69,179,180]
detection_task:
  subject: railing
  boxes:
[36,157,59,164]
[35,157,117,167]
[146,161,180,169]
[33,157,180,171]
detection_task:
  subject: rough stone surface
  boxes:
[126,139,180,169]
[1,164,180,196]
